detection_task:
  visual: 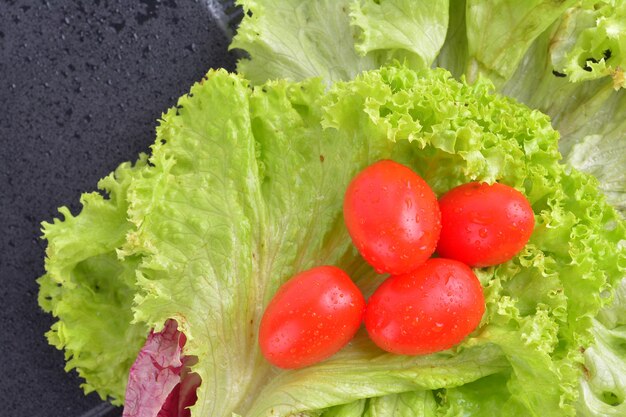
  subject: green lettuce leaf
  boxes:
[231,0,626,215]
[565,130,626,214]
[364,391,438,417]
[40,66,626,416]
[38,158,149,404]
[350,0,449,69]
[321,390,437,417]
[230,0,378,85]
[322,399,367,417]
[578,279,626,416]
[456,0,577,86]
[230,0,451,85]
[550,0,626,88]
[496,1,626,214]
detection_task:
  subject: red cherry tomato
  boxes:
[343,160,441,275]
[259,266,365,369]
[437,182,535,267]
[364,258,485,355]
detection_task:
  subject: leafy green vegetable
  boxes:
[232,0,626,214]
[550,0,626,87]
[459,0,578,86]
[229,5,626,411]
[351,0,449,69]
[230,0,377,85]
[38,159,149,403]
[40,65,625,416]
[578,279,626,416]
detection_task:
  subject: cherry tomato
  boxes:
[259,266,365,369]
[343,160,441,275]
[437,182,535,267]
[364,258,485,355]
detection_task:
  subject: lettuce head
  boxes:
[38,1,626,417]
[39,65,626,416]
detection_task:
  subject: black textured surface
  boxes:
[0,1,236,416]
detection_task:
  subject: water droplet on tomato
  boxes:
[405,198,413,209]
[478,228,488,238]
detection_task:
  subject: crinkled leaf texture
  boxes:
[350,0,449,69]
[494,0,626,215]
[38,158,149,403]
[232,0,626,215]
[231,4,626,410]
[578,279,626,416]
[230,0,379,85]
[230,0,449,85]
[39,66,625,417]
[123,319,200,417]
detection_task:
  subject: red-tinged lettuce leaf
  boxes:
[123,320,200,417]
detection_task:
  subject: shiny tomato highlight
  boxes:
[343,160,441,275]
[259,266,365,369]
[437,182,535,267]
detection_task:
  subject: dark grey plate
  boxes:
[0,1,239,416]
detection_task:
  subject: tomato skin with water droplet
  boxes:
[364,258,485,355]
[259,266,365,369]
[437,182,535,267]
[343,160,441,275]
